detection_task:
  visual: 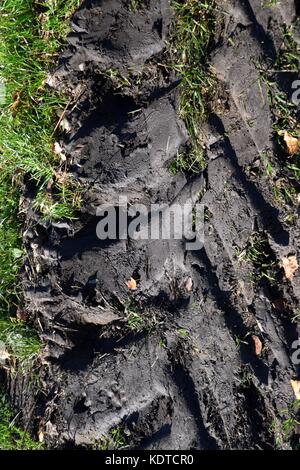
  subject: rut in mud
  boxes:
[7,0,300,449]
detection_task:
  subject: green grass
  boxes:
[129,0,145,12]
[0,0,81,364]
[93,427,126,450]
[0,319,40,372]
[256,23,300,191]
[0,0,81,448]
[263,0,279,8]
[275,24,300,72]
[237,232,276,281]
[177,328,190,339]
[126,310,145,332]
[0,0,82,217]
[0,391,42,450]
[270,400,300,449]
[125,301,158,334]
[168,0,216,174]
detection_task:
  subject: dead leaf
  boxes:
[43,75,56,88]
[55,170,68,185]
[52,142,67,162]
[278,130,299,155]
[37,417,45,442]
[252,335,263,356]
[185,277,193,293]
[290,379,300,400]
[16,307,28,322]
[46,179,53,191]
[282,255,299,281]
[60,118,71,133]
[11,91,21,115]
[126,278,137,290]
[52,142,63,154]
[0,347,10,363]
[45,420,58,437]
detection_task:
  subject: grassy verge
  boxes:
[169,0,216,174]
[0,0,81,447]
[0,0,81,362]
[0,391,43,450]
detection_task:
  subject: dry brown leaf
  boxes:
[282,255,299,281]
[0,347,10,363]
[52,142,67,162]
[16,307,28,322]
[126,277,137,290]
[290,379,300,400]
[55,170,68,185]
[185,277,193,293]
[53,142,63,154]
[279,130,299,155]
[11,91,21,115]
[252,335,263,356]
[43,75,55,88]
[37,417,46,442]
[46,179,53,191]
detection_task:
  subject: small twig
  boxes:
[51,98,72,136]
[51,87,85,136]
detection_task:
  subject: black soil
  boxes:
[8,0,300,449]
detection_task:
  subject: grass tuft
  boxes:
[93,427,126,450]
[168,0,216,174]
[237,232,276,282]
[255,18,300,200]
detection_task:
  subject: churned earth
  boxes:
[7,0,300,449]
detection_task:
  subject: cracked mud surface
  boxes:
[8,0,300,449]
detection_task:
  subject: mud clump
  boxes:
[9,0,300,449]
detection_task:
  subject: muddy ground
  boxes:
[7,0,300,449]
